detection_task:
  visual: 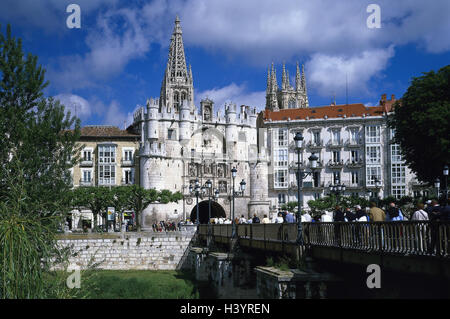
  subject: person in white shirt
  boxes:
[261,214,270,224]
[274,213,284,223]
[321,211,333,222]
[218,217,224,224]
[411,203,429,220]
[239,215,247,224]
[301,212,312,222]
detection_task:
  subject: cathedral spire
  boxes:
[266,65,271,94]
[167,15,188,82]
[159,16,194,112]
[295,62,301,91]
[271,62,278,92]
[282,62,287,90]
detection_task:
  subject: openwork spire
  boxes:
[166,16,188,82]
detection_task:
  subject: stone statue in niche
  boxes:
[204,105,211,121]
[189,163,196,176]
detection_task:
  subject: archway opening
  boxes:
[190,200,226,224]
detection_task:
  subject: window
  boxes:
[168,129,176,140]
[98,145,116,185]
[278,193,286,204]
[82,170,91,182]
[391,144,402,163]
[83,149,92,161]
[277,129,288,147]
[351,150,359,163]
[351,171,359,185]
[366,146,381,164]
[123,150,133,161]
[350,128,359,143]
[333,171,340,184]
[332,150,340,163]
[391,163,406,185]
[332,130,340,144]
[274,149,288,167]
[274,169,288,188]
[366,166,381,186]
[392,185,406,199]
[366,125,381,143]
[313,131,321,145]
[314,193,321,200]
[123,169,133,185]
[313,171,320,187]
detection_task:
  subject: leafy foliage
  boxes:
[389,65,450,184]
[0,24,81,298]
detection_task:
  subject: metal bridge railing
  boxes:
[198,221,450,257]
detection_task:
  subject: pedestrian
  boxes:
[411,203,428,221]
[239,215,247,224]
[427,200,443,255]
[285,211,295,223]
[368,202,386,221]
[261,214,270,224]
[252,214,260,223]
[274,213,284,223]
[344,207,357,222]
[333,205,345,244]
[387,202,404,221]
[301,211,312,222]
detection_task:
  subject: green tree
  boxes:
[127,186,183,231]
[0,24,81,298]
[389,65,450,184]
[111,186,132,231]
[71,186,113,232]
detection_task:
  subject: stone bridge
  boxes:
[197,221,450,279]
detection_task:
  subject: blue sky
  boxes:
[1,0,449,127]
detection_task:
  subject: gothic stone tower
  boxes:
[266,62,309,111]
[134,17,268,229]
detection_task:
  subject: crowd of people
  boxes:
[151,220,178,232]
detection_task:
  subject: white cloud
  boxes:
[306,46,395,97]
[48,7,152,90]
[54,93,92,120]
[196,83,266,112]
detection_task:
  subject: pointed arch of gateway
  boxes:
[190,200,226,224]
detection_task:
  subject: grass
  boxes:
[77,270,201,299]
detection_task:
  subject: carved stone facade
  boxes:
[132,17,270,228]
[265,62,309,111]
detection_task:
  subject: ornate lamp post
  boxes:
[230,167,246,238]
[206,179,212,224]
[329,182,346,203]
[293,132,318,245]
[434,178,440,199]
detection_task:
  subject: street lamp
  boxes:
[230,167,246,238]
[374,178,382,206]
[443,165,449,201]
[194,179,200,224]
[434,177,440,199]
[329,182,346,203]
[206,179,212,224]
[293,131,318,245]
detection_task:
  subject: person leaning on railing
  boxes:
[427,200,445,255]
[369,202,386,221]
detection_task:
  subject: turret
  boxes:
[147,98,159,140]
[225,102,237,143]
[179,99,191,141]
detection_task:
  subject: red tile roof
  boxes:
[79,126,139,138]
[263,103,385,122]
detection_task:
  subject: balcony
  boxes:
[121,158,134,166]
[306,140,324,149]
[345,139,362,148]
[345,159,364,168]
[80,159,93,167]
[327,159,344,168]
[327,140,344,148]
[345,182,365,189]
[290,181,325,189]
[79,179,93,186]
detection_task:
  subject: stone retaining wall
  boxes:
[56,227,197,270]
